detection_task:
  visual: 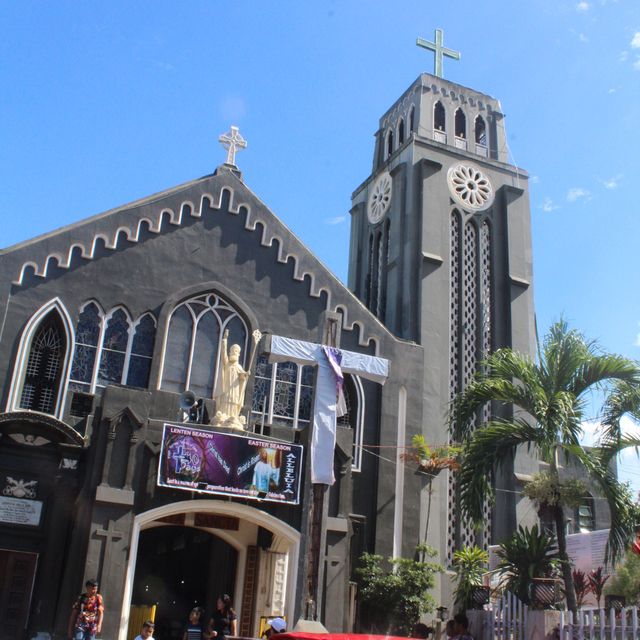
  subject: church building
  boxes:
[0,35,539,640]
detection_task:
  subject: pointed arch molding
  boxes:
[12,182,391,353]
[6,297,75,420]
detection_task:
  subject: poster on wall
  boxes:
[158,424,304,505]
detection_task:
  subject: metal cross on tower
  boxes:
[219,125,247,166]
[416,28,460,79]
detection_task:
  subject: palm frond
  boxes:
[600,380,640,446]
[459,419,539,523]
[569,356,640,398]
[562,444,636,565]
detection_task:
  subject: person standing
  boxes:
[208,594,237,639]
[183,607,208,640]
[67,579,104,640]
[453,613,474,640]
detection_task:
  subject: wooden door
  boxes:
[0,549,38,640]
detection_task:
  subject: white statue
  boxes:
[213,329,261,429]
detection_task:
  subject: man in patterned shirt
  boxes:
[67,579,104,640]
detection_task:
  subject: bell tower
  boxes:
[347,34,536,565]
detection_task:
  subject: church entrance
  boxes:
[130,526,236,640]
[119,501,301,640]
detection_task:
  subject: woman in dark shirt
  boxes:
[209,594,237,639]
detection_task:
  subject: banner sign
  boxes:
[158,424,304,505]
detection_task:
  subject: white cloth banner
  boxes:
[269,335,389,485]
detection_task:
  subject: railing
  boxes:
[488,591,528,640]
[559,607,640,639]
[433,129,446,143]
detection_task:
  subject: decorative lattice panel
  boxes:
[459,221,479,551]
[447,212,461,565]
[480,220,493,550]
[448,216,494,559]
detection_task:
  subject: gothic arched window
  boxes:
[386,130,394,158]
[127,314,157,388]
[398,118,405,145]
[19,312,66,414]
[251,355,314,428]
[69,302,102,393]
[408,106,415,133]
[455,108,466,139]
[69,302,157,394]
[160,293,247,398]
[434,101,446,132]
[475,116,487,146]
[97,308,131,387]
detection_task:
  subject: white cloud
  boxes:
[541,198,559,212]
[325,215,347,225]
[601,175,622,189]
[579,33,589,43]
[633,58,640,71]
[567,187,591,203]
[530,175,540,184]
[581,415,640,445]
[576,1,590,10]
[631,32,640,49]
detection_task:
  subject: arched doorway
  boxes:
[119,501,300,640]
[131,525,237,640]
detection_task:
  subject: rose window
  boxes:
[367,171,392,224]
[447,163,494,211]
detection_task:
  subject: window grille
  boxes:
[19,313,65,415]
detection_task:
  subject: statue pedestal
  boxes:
[212,412,246,430]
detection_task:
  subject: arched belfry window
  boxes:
[386,130,394,158]
[408,106,415,134]
[434,101,446,132]
[19,311,66,414]
[475,116,487,147]
[160,292,248,398]
[455,108,466,139]
[398,118,405,145]
[68,302,157,394]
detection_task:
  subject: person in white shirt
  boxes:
[134,620,155,640]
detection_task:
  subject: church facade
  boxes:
[0,68,540,640]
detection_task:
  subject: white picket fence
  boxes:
[487,591,528,640]
[559,607,640,640]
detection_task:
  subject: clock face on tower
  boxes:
[447,162,495,211]
[367,171,392,224]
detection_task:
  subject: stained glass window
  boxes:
[97,309,130,387]
[126,314,156,388]
[251,355,314,428]
[69,302,157,395]
[20,312,65,414]
[69,302,101,393]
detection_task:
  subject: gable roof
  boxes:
[3,165,407,355]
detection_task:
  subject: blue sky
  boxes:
[2,1,640,492]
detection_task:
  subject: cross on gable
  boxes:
[219,125,248,167]
[416,28,460,79]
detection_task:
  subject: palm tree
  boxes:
[451,320,640,615]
